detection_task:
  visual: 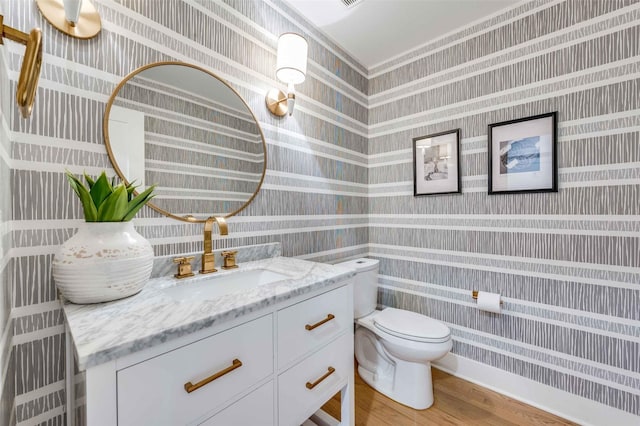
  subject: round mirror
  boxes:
[103,62,266,223]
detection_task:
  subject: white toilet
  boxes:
[337,258,452,410]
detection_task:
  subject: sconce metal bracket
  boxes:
[265,88,288,117]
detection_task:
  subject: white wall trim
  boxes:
[433,353,640,426]
[368,221,640,238]
[15,404,64,426]
[14,380,64,407]
[369,59,640,134]
[296,244,370,261]
[8,224,369,257]
[368,249,637,291]
[8,215,369,230]
[12,325,65,346]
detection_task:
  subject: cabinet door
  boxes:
[117,315,273,426]
[200,381,274,426]
[278,333,352,426]
[278,285,352,369]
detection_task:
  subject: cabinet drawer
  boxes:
[117,315,273,426]
[278,332,352,426]
[200,381,274,426]
[278,285,352,368]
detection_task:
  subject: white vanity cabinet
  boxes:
[277,284,353,425]
[117,315,274,425]
[201,381,274,426]
[68,279,354,426]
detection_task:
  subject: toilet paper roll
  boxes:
[477,291,501,314]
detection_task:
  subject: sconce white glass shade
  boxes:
[36,0,101,39]
[276,33,308,85]
[64,0,82,25]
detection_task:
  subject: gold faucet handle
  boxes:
[221,251,238,270]
[173,256,195,279]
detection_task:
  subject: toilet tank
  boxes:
[335,258,379,319]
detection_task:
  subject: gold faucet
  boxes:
[200,216,228,274]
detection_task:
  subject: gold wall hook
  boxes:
[0,16,43,118]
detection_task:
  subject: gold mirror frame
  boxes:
[103,61,267,223]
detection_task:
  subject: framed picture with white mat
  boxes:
[488,112,558,194]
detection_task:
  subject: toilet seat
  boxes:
[373,308,450,343]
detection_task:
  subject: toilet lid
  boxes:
[373,308,451,343]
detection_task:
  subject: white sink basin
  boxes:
[163,269,289,302]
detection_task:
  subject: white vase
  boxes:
[52,221,154,304]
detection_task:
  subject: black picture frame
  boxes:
[412,129,461,196]
[487,112,558,195]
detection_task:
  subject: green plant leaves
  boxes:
[123,185,156,221]
[97,184,128,222]
[89,172,112,209]
[83,172,95,189]
[65,170,154,222]
[65,171,98,221]
[126,181,137,201]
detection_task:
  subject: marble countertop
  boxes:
[62,256,355,371]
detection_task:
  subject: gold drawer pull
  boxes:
[184,359,242,394]
[306,366,336,389]
[305,314,335,331]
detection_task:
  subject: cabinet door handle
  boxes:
[184,359,242,394]
[306,366,336,389]
[305,314,335,331]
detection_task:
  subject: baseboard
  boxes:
[433,353,639,426]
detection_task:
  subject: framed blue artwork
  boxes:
[488,112,558,194]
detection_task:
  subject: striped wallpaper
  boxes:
[1,0,15,422]
[0,0,638,424]
[370,0,640,420]
[3,0,368,424]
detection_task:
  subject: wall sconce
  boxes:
[265,32,308,117]
[36,0,101,39]
[0,15,43,118]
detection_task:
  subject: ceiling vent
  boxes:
[341,0,363,8]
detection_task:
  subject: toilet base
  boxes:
[357,359,434,410]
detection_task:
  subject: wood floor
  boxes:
[321,368,577,425]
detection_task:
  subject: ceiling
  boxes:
[285,0,519,70]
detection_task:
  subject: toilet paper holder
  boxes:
[472,290,503,305]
